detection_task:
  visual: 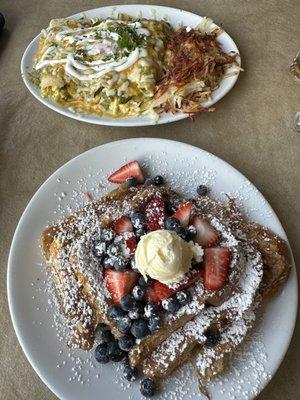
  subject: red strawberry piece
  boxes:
[144,195,166,231]
[190,215,218,248]
[104,269,139,304]
[173,202,193,228]
[113,216,133,234]
[203,247,230,291]
[145,281,175,303]
[126,235,137,255]
[108,160,144,184]
[145,269,204,303]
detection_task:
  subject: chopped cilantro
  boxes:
[108,25,147,51]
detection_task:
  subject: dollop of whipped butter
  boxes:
[135,230,203,284]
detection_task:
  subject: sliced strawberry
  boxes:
[113,216,133,234]
[190,215,218,248]
[144,195,166,231]
[203,247,230,291]
[108,160,144,184]
[126,235,137,255]
[104,269,138,304]
[173,202,193,228]
[145,269,204,303]
[145,281,175,303]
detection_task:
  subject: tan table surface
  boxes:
[0,0,299,399]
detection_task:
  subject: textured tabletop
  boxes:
[0,0,299,399]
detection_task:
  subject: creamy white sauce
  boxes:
[35,19,150,82]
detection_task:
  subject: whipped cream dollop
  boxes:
[135,230,203,284]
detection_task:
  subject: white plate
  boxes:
[8,139,297,400]
[20,4,241,127]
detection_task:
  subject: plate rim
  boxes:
[7,138,298,400]
[20,3,241,127]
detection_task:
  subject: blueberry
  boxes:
[126,176,137,187]
[197,185,208,196]
[131,319,150,339]
[140,378,156,397]
[100,228,115,243]
[107,244,120,257]
[165,199,177,215]
[118,334,135,352]
[205,329,221,347]
[136,228,146,241]
[108,340,126,362]
[103,257,115,269]
[144,304,159,319]
[117,316,132,334]
[131,212,146,229]
[165,217,180,230]
[144,178,154,187]
[186,225,197,240]
[130,258,138,271]
[113,256,127,271]
[175,291,189,306]
[128,306,142,320]
[95,343,109,363]
[120,294,136,312]
[123,365,138,381]
[139,276,151,288]
[93,240,106,258]
[95,323,108,334]
[162,297,180,313]
[108,305,126,320]
[153,175,164,185]
[102,330,114,343]
[132,285,145,301]
[148,316,161,332]
[175,226,186,239]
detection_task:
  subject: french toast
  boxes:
[41,159,291,398]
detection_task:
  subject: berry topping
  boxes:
[148,316,161,332]
[120,294,136,311]
[130,212,146,229]
[162,297,180,313]
[101,330,114,343]
[153,175,164,185]
[108,160,144,184]
[130,258,138,271]
[108,340,126,362]
[144,195,167,231]
[130,319,150,339]
[197,185,208,196]
[173,202,193,228]
[165,199,177,215]
[92,240,106,258]
[132,285,145,301]
[108,304,126,319]
[103,257,115,269]
[113,256,127,271]
[107,243,121,257]
[175,291,189,306]
[95,323,108,333]
[117,316,132,334]
[140,378,156,397]
[100,228,115,243]
[123,365,138,381]
[165,216,180,231]
[94,343,109,364]
[145,281,175,303]
[139,275,152,288]
[144,178,154,187]
[144,303,159,318]
[174,225,186,240]
[205,328,221,347]
[136,228,146,241]
[126,176,137,187]
[190,215,218,248]
[113,216,134,234]
[118,334,135,352]
[128,306,142,320]
[105,270,138,304]
[125,235,137,255]
[186,225,197,240]
[203,247,230,291]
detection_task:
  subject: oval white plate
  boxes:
[8,139,297,400]
[21,4,241,127]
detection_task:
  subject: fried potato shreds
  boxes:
[153,27,239,114]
